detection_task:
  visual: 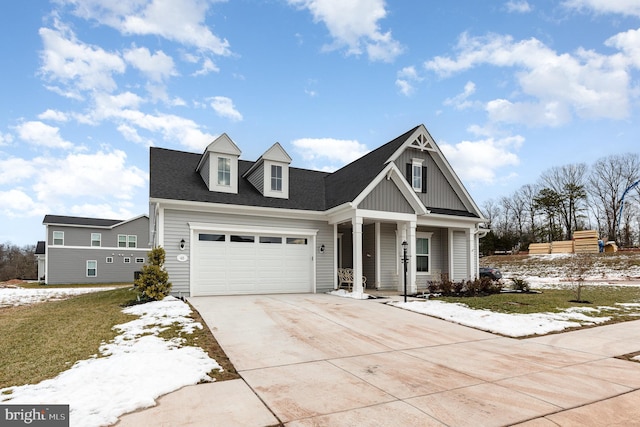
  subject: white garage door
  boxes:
[192,231,314,296]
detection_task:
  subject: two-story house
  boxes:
[41,214,150,284]
[149,124,487,297]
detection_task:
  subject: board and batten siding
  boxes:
[394,150,467,211]
[359,178,414,213]
[161,208,334,296]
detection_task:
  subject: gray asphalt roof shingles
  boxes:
[42,215,123,227]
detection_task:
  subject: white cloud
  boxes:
[292,137,369,169]
[63,0,232,55]
[563,0,640,17]
[0,190,47,218]
[38,109,69,122]
[0,132,13,146]
[39,19,126,97]
[15,121,74,149]
[32,150,147,204]
[605,28,640,69]
[0,158,36,184]
[505,1,532,13]
[425,32,633,125]
[209,96,243,122]
[193,57,220,76]
[440,135,523,184]
[444,81,477,110]
[395,66,422,96]
[288,0,403,62]
[124,46,177,82]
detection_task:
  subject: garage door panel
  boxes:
[192,231,313,296]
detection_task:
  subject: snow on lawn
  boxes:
[0,296,221,427]
[0,287,118,307]
[391,300,611,337]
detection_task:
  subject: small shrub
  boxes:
[452,280,465,294]
[510,277,530,292]
[439,274,453,294]
[134,247,172,301]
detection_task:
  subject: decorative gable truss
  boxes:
[243,142,292,199]
[196,133,242,194]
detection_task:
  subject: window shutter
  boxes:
[406,163,412,183]
[421,166,427,193]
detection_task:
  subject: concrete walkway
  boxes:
[117,294,640,426]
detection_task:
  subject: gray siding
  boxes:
[362,224,376,285]
[452,231,468,281]
[378,223,398,290]
[161,208,334,296]
[359,179,414,213]
[46,217,150,284]
[47,247,147,284]
[246,163,265,195]
[394,149,467,211]
[199,155,210,189]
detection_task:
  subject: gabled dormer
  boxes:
[196,133,242,194]
[243,142,292,199]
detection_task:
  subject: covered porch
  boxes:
[332,211,482,295]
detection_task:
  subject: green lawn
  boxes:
[437,286,640,320]
[0,287,238,390]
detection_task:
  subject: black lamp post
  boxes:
[402,240,408,303]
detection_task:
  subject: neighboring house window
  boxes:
[124,257,131,263]
[53,231,64,245]
[135,257,144,263]
[416,235,431,273]
[271,165,282,191]
[118,235,137,248]
[91,233,101,247]
[218,157,231,186]
[87,260,97,277]
[106,257,113,263]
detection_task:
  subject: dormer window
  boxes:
[271,165,282,192]
[218,157,231,186]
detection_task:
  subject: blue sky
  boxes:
[2,0,640,246]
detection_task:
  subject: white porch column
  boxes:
[407,221,417,294]
[467,228,476,279]
[333,223,339,289]
[352,216,364,294]
[374,221,381,289]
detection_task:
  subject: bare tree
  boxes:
[588,153,640,242]
[519,184,540,242]
[540,163,588,239]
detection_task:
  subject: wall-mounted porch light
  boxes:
[179,239,186,250]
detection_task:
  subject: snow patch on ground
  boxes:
[327,289,370,299]
[0,287,117,307]
[0,296,221,427]
[391,300,611,337]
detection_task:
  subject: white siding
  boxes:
[452,231,468,281]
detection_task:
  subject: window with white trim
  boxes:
[124,257,131,263]
[271,165,282,191]
[91,233,101,247]
[53,231,64,246]
[118,235,137,248]
[135,257,144,263]
[412,158,424,192]
[217,157,231,186]
[87,260,97,277]
[106,257,113,263]
[416,233,431,273]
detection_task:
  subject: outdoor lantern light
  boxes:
[401,240,408,303]
[179,238,186,250]
[320,244,325,253]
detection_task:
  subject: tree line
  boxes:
[480,153,640,254]
[0,243,37,282]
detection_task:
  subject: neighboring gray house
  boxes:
[42,214,150,284]
[35,241,45,281]
[149,124,487,297]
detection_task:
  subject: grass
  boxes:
[0,287,137,389]
[436,286,640,319]
[0,287,239,390]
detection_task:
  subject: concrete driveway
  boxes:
[188,294,640,426]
